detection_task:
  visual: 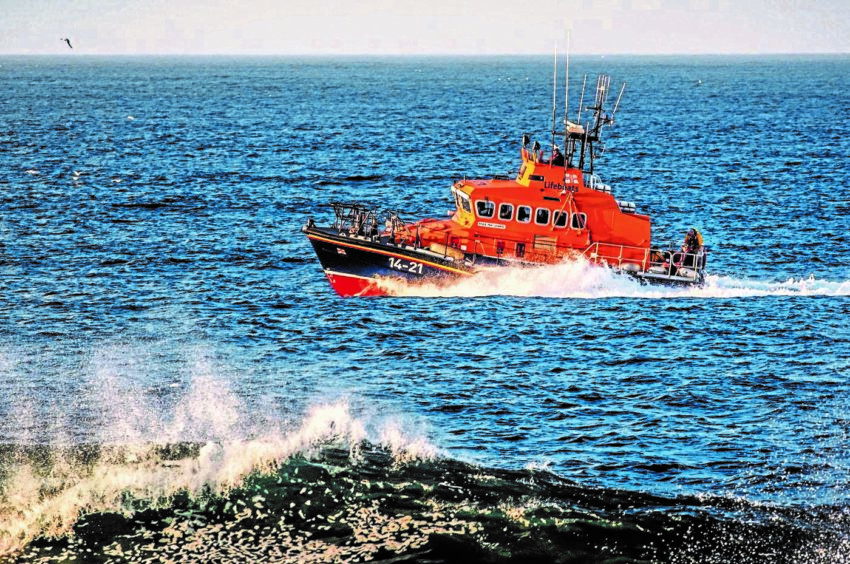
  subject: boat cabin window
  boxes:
[498,203,513,221]
[535,208,550,225]
[453,189,472,214]
[517,205,532,223]
[475,200,495,218]
[571,212,587,229]
[553,211,568,228]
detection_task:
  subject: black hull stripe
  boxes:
[306,233,473,276]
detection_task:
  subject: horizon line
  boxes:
[2,51,848,57]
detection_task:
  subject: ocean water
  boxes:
[1,54,849,562]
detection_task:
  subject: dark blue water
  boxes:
[1,55,849,562]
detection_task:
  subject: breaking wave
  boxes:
[4,441,849,563]
[0,362,437,558]
[378,259,850,299]
[2,350,849,563]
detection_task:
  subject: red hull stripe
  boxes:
[307,233,472,276]
[325,270,388,297]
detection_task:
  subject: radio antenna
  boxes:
[591,75,610,135]
[563,31,570,156]
[611,81,626,123]
[577,74,588,128]
[551,44,558,156]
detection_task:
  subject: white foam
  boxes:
[378,259,850,299]
[702,274,850,298]
[0,349,439,556]
[378,419,439,463]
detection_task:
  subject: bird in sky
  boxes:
[61,37,73,49]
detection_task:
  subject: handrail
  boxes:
[323,202,706,275]
[328,202,411,241]
[645,247,708,278]
[583,241,650,270]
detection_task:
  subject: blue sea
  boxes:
[1,54,849,563]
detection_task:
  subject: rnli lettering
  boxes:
[389,257,424,275]
[477,221,506,230]
[544,181,578,192]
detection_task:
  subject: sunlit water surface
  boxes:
[1,55,849,563]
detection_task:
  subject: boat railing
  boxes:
[329,202,377,234]
[646,246,709,278]
[418,229,652,268]
[583,241,708,278]
[583,173,612,194]
[321,204,708,276]
[583,242,650,271]
[328,202,413,241]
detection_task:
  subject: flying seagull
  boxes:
[61,37,73,49]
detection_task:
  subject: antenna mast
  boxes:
[611,81,626,124]
[591,74,610,136]
[577,74,587,128]
[563,31,570,156]
[576,74,588,169]
[551,45,557,155]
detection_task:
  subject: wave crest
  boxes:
[0,373,437,557]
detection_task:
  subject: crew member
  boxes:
[685,228,702,252]
[552,146,565,166]
[675,228,702,268]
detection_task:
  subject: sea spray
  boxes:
[379,258,850,299]
[0,396,439,557]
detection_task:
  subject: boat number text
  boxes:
[389,257,423,275]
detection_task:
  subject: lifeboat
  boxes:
[303,74,708,297]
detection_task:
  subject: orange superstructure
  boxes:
[394,142,652,272]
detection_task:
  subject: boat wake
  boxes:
[379,259,850,299]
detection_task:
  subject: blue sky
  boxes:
[2,0,848,55]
